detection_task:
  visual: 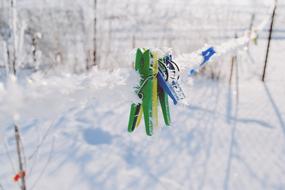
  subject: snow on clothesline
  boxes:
[0,69,140,126]
[176,0,276,76]
[0,1,276,125]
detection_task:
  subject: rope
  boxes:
[184,0,277,76]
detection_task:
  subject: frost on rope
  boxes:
[175,0,276,83]
[0,68,140,128]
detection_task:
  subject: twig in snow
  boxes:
[262,0,278,82]
[14,125,26,190]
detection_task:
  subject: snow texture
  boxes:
[0,0,285,190]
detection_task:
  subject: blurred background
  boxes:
[0,0,284,72]
[0,1,285,190]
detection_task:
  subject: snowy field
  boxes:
[0,0,285,190]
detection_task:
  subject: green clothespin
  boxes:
[128,48,171,136]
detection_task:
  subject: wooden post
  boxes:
[229,34,238,85]
[93,0,97,67]
[32,34,38,70]
[229,55,235,85]
[14,125,26,190]
[262,0,277,82]
[247,14,255,48]
[10,0,17,75]
[229,34,239,104]
[249,14,255,32]
[235,53,239,104]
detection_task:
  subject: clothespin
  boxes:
[128,49,185,136]
[201,47,216,66]
[189,47,216,76]
[128,49,156,136]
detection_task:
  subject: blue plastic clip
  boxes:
[201,47,216,66]
[157,71,178,105]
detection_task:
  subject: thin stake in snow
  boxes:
[10,0,17,75]
[2,41,10,77]
[262,0,277,82]
[229,34,239,104]
[235,52,239,104]
[93,0,97,67]
[229,55,236,85]
[247,14,255,48]
[14,125,26,190]
[32,34,38,70]
[6,47,11,75]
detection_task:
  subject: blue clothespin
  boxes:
[157,72,178,105]
[189,47,216,76]
[201,47,216,66]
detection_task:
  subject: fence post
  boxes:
[93,0,97,67]
[11,0,17,75]
[247,14,255,48]
[14,125,26,190]
[262,0,277,82]
[229,34,239,104]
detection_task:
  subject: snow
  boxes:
[0,68,140,124]
[0,0,285,190]
[1,39,285,189]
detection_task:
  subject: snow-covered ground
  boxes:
[0,39,284,190]
[0,0,285,190]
